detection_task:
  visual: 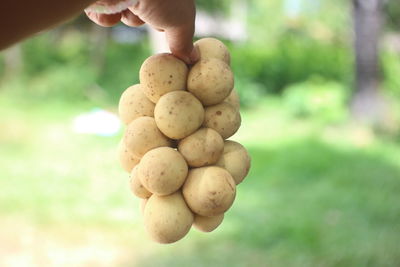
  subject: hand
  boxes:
[85,0,198,64]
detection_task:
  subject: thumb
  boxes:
[165,24,198,64]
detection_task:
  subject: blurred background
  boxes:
[1,0,400,266]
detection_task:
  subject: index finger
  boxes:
[165,24,198,65]
[85,11,122,27]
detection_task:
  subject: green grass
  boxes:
[0,95,399,267]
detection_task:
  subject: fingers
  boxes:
[121,9,145,27]
[86,9,145,28]
[85,11,122,27]
[85,0,199,65]
[165,25,198,64]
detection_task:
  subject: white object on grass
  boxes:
[72,109,121,136]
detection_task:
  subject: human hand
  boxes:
[85,0,198,64]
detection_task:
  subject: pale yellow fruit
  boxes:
[178,128,224,167]
[129,166,152,199]
[187,59,234,106]
[140,198,148,215]
[216,140,251,185]
[194,38,231,65]
[203,102,241,139]
[182,166,236,217]
[124,116,172,157]
[154,91,204,139]
[224,89,240,110]
[118,84,155,125]
[118,139,140,173]
[193,214,224,233]
[144,192,193,244]
[138,147,188,196]
[139,53,188,103]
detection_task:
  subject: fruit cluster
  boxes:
[118,38,251,244]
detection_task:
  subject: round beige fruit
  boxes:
[138,147,188,196]
[224,89,240,110]
[129,166,152,199]
[193,214,224,233]
[139,53,188,103]
[118,139,140,173]
[203,102,241,139]
[178,128,224,167]
[144,192,193,244]
[154,91,204,139]
[216,140,251,185]
[140,198,148,215]
[124,116,172,157]
[182,166,236,217]
[118,84,155,125]
[194,38,231,65]
[187,59,234,106]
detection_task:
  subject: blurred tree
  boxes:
[351,0,387,125]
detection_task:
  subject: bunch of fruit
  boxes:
[118,38,251,244]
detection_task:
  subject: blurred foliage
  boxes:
[384,0,400,30]
[25,65,96,101]
[96,40,150,103]
[231,32,352,98]
[282,77,349,123]
[1,29,150,104]
[22,30,89,76]
[382,51,400,97]
[196,0,230,14]
[247,0,350,46]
